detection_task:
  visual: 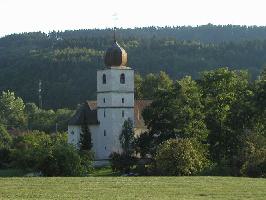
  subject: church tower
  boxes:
[96,36,134,159]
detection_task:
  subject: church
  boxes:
[67,36,151,163]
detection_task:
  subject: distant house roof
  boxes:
[87,101,97,110]
[68,100,152,128]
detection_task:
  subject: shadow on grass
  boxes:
[0,169,27,177]
[90,166,121,177]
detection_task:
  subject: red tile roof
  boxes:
[68,100,151,128]
[134,100,152,128]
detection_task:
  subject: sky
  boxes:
[0,0,266,37]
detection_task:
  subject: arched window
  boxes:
[122,98,124,103]
[122,110,125,118]
[104,109,106,118]
[103,98,105,103]
[102,74,106,84]
[120,73,125,84]
[104,130,106,136]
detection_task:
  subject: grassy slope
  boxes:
[0,177,265,200]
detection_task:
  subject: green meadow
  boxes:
[0,177,265,200]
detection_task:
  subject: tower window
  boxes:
[104,130,106,136]
[102,74,106,84]
[120,73,125,84]
[105,146,107,150]
[122,98,124,103]
[103,98,105,103]
[122,110,125,117]
[104,109,106,117]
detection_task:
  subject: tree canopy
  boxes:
[143,76,208,144]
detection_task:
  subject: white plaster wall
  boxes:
[67,125,82,148]
[95,66,135,160]
[67,110,135,160]
[96,108,134,160]
[97,93,134,108]
[97,68,134,92]
[68,125,101,158]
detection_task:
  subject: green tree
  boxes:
[135,131,154,157]
[55,109,74,132]
[143,76,208,147]
[119,118,135,156]
[237,132,266,177]
[12,131,52,170]
[252,67,266,135]
[25,103,39,130]
[260,67,266,80]
[110,118,136,174]
[0,91,26,129]
[0,124,12,149]
[80,126,92,151]
[155,138,209,176]
[80,108,92,151]
[140,71,173,99]
[199,68,250,162]
[30,109,56,132]
[134,73,143,99]
[25,103,74,133]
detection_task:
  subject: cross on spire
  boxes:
[112,13,118,42]
[114,27,117,42]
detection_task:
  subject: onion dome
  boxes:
[104,40,127,67]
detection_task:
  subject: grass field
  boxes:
[0,177,265,200]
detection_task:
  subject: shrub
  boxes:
[155,138,209,176]
[11,131,93,176]
[0,125,13,168]
[11,131,52,170]
[79,150,94,175]
[135,132,155,157]
[134,158,156,176]
[200,159,233,176]
[238,133,266,177]
[0,148,11,168]
[39,144,93,176]
[241,160,266,178]
[109,152,136,174]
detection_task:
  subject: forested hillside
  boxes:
[0,24,266,108]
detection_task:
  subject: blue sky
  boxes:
[0,0,265,37]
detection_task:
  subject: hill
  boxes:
[0,25,266,108]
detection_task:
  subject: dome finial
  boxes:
[104,28,127,67]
